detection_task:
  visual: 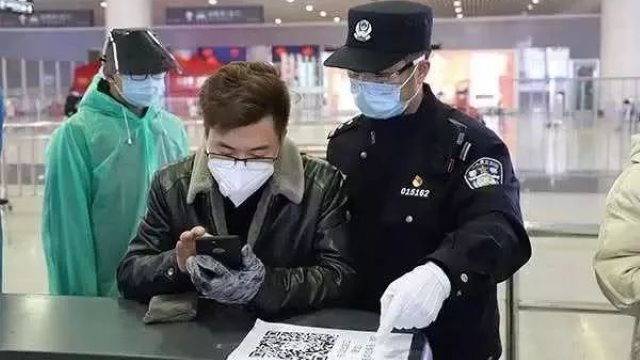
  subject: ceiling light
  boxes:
[454,7,462,13]
[456,13,464,19]
[333,16,341,23]
[305,4,314,12]
[275,18,282,24]
[527,4,533,10]
[532,0,540,3]
[208,0,218,5]
[100,1,107,8]
[453,1,461,6]
[286,0,295,2]
[319,11,327,17]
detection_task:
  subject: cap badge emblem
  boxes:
[354,19,372,42]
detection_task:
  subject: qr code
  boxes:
[249,331,338,360]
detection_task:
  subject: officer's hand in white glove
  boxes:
[186,245,265,305]
[377,262,451,335]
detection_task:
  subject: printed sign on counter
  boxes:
[227,320,421,360]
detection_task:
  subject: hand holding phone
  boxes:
[195,234,244,270]
[176,226,206,272]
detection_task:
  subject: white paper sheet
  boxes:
[227,319,415,360]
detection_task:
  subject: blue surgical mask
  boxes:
[351,67,420,119]
[120,74,166,109]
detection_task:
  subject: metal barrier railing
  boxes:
[0,119,337,198]
[6,73,640,178]
[503,222,623,360]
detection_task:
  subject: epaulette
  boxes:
[447,111,473,166]
[328,117,360,139]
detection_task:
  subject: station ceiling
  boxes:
[32,0,601,23]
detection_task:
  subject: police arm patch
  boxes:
[464,157,503,189]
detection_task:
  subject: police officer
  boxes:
[324,2,532,359]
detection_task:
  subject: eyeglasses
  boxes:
[348,62,415,83]
[127,73,166,81]
[205,151,278,167]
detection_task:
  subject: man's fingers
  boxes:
[180,226,206,243]
[176,241,190,272]
[176,240,185,254]
[192,226,206,237]
[179,231,194,243]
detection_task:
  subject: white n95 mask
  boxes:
[208,158,274,207]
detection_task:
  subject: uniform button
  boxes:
[461,273,469,283]
[456,290,462,297]
[405,215,414,223]
[488,356,494,360]
[360,151,368,159]
[166,267,176,279]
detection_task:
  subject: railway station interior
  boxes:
[1,0,640,359]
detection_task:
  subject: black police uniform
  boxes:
[327,85,531,359]
[324,2,532,359]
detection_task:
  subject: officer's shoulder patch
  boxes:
[328,118,360,139]
[464,157,503,189]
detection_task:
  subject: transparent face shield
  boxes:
[100,29,182,77]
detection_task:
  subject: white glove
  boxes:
[372,335,433,360]
[377,262,451,336]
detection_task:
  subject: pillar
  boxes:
[600,0,640,113]
[105,0,153,30]
[601,0,640,78]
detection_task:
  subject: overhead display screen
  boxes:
[0,0,34,15]
[0,10,93,27]
[166,6,264,25]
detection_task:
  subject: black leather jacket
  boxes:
[117,139,356,318]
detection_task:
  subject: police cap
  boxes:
[102,28,178,76]
[324,1,433,74]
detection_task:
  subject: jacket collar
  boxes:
[186,137,305,205]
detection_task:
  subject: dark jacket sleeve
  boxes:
[252,170,356,317]
[427,142,532,297]
[117,174,193,303]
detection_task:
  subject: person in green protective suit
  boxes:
[42,29,190,297]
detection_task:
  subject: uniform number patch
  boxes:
[465,157,503,189]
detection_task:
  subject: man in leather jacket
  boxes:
[117,62,355,317]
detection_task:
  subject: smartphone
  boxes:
[195,234,243,269]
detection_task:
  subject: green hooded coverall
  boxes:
[42,75,190,297]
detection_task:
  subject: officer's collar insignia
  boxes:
[354,19,373,42]
[465,157,503,189]
[412,175,424,188]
